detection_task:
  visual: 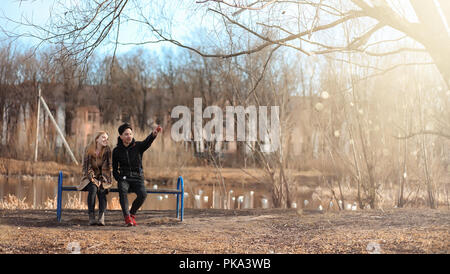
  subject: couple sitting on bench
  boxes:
[76,123,161,226]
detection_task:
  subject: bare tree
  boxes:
[4,1,448,137]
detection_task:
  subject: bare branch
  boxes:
[244,44,281,103]
[196,0,277,11]
[396,130,450,140]
[362,47,428,57]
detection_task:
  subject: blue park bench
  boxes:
[56,171,184,222]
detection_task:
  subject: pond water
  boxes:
[0,175,275,211]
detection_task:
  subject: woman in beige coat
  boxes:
[77,131,112,225]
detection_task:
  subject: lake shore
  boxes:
[0,157,322,185]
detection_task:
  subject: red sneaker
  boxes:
[130,214,137,226]
[124,215,133,227]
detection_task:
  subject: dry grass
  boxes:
[0,194,30,210]
[0,194,59,210]
[0,157,80,176]
[43,196,57,209]
[108,197,121,210]
[65,195,87,210]
[0,194,124,210]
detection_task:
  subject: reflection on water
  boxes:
[0,175,273,210]
[0,175,59,209]
[185,185,271,209]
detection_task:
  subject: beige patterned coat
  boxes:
[76,146,112,191]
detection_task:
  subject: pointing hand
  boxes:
[153,125,162,135]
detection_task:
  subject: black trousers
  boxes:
[84,182,108,214]
[118,177,147,217]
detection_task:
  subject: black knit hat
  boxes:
[118,123,132,135]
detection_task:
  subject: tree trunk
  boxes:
[409,0,450,89]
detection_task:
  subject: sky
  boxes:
[1,0,56,46]
[0,0,186,56]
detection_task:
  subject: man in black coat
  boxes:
[112,123,161,226]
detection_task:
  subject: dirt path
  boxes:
[0,208,448,254]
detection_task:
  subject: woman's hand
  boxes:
[91,177,100,186]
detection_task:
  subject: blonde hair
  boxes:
[86,131,109,158]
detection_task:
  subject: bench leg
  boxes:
[180,193,184,222]
[176,176,181,220]
[176,193,180,219]
[180,176,184,222]
[176,176,184,221]
[56,171,63,222]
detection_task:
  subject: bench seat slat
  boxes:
[61,186,181,194]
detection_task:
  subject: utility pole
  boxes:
[33,84,79,165]
[39,95,79,165]
[34,85,41,162]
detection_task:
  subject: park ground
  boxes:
[0,207,448,254]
